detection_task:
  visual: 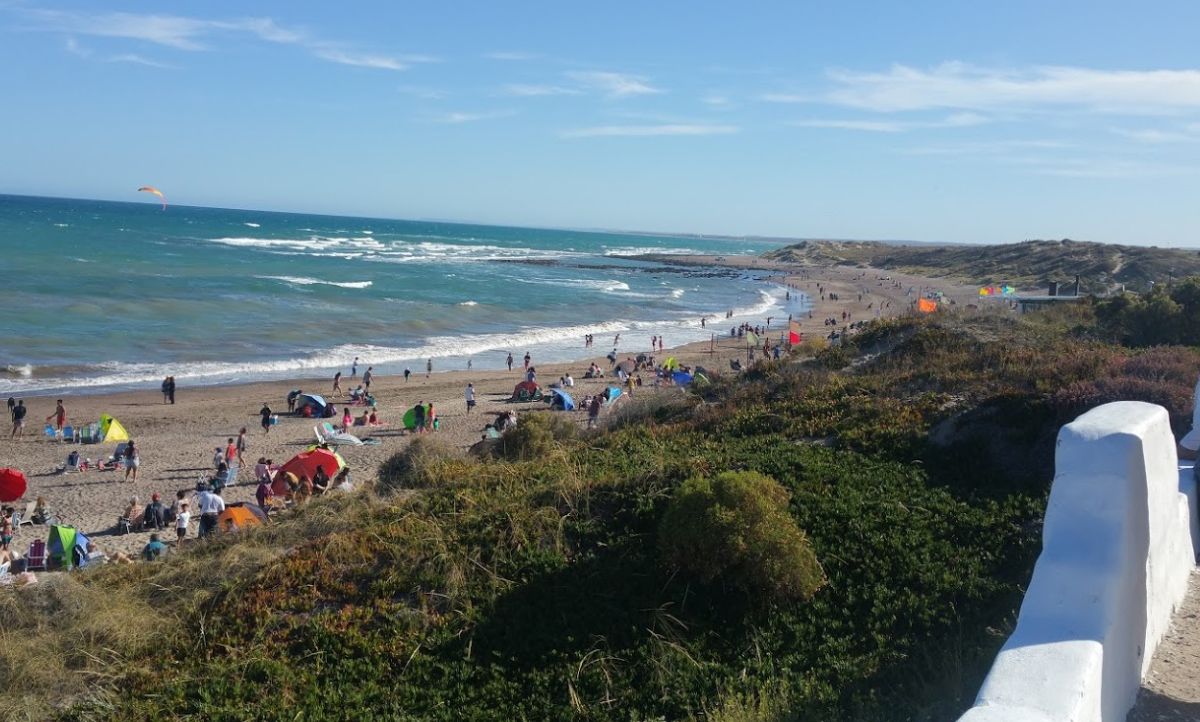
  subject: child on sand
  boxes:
[175,503,190,541]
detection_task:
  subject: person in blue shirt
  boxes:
[141,533,167,561]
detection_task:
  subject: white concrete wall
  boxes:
[959,401,1197,722]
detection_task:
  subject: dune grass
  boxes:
[3,307,1196,721]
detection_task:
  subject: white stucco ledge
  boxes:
[958,401,1197,722]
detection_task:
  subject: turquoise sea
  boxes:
[0,194,806,395]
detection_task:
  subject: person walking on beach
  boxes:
[47,399,67,434]
[404,367,411,382]
[259,402,273,434]
[523,352,531,370]
[161,377,171,404]
[6,397,14,421]
[224,438,237,468]
[167,376,176,404]
[507,353,514,371]
[10,400,26,438]
[587,395,601,429]
[426,359,433,378]
[351,357,360,377]
[363,366,373,391]
[236,427,248,466]
[465,383,475,414]
[123,439,140,482]
[332,371,342,394]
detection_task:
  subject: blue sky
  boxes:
[2,1,1199,246]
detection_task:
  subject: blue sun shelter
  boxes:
[549,388,576,411]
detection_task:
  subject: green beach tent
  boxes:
[47,525,83,570]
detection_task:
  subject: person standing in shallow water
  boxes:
[507,353,513,371]
[426,358,433,378]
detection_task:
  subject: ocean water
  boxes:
[0,194,806,395]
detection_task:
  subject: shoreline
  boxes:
[1,276,803,399]
[1,254,977,560]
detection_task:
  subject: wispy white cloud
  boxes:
[701,94,732,108]
[314,48,409,71]
[499,83,582,97]
[565,71,661,98]
[901,139,1074,156]
[561,124,738,138]
[1012,156,1194,179]
[65,35,172,67]
[1109,126,1200,143]
[486,51,539,61]
[29,9,302,50]
[790,112,987,133]
[27,8,424,72]
[802,62,1200,114]
[107,52,174,69]
[436,110,515,124]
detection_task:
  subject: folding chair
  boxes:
[26,539,47,571]
[17,500,36,526]
[62,425,75,443]
[44,424,59,441]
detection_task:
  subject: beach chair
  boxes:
[17,500,36,527]
[62,425,75,443]
[80,423,97,444]
[44,424,60,441]
[26,539,47,571]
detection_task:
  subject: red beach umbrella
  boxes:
[0,468,28,502]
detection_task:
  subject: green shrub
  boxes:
[814,344,850,369]
[496,411,578,461]
[660,471,825,602]
[378,435,472,492]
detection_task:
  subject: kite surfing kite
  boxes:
[137,186,167,210]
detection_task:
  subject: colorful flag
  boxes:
[788,320,802,345]
[918,298,938,313]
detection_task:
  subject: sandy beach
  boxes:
[0,257,975,559]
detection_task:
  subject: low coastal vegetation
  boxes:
[3,298,1199,721]
[763,239,1200,293]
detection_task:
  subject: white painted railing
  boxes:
[958,401,1197,722]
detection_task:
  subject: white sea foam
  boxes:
[257,275,373,289]
[4,364,33,378]
[53,223,70,228]
[0,289,800,395]
[457,300,478,306]
[602,246,699,257]
[244,222,261,228]
[671,289,685,298]
[70,257,94,263]
[520,278,631,292]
